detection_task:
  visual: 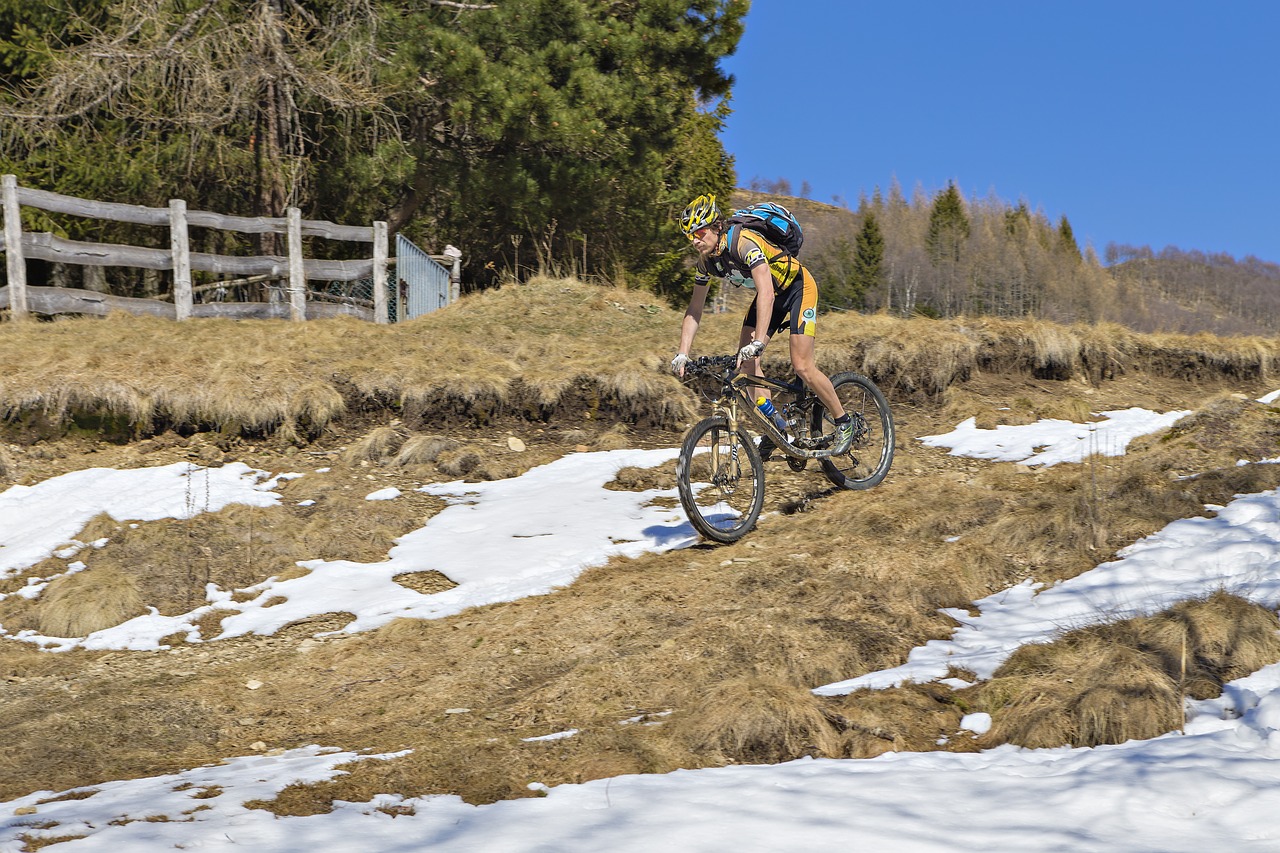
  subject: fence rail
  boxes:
[0,174,437,323]
[0,284,369,320]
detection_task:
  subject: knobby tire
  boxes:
[676,416,765,543]
[816,372,895,490]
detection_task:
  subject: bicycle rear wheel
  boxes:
[676,416,765,543]
[816,372,895,490]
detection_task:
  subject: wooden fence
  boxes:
[0,174,409,323]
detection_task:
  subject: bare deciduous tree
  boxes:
[4,0,398,249]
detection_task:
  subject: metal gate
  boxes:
[395,233,454,320]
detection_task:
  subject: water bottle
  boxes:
[756,396,788,436]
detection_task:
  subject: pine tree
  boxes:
[850,209,885,306]
[926,182,970,265]
[1,0,395,255]
[0,0,748,294]
[378,0,746,286]
[0,1,104,81]
[1058,214,1082,260]
[1005,201,1032,236]
[809,238,856,309]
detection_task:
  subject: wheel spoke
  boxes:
[819,374,895,490]
[677,419,764,542]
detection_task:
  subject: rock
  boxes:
[195,444,223,465]
[507,436,527,452]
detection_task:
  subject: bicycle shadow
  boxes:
[774,484,846,516]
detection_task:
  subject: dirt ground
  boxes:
[2,365,1278,808]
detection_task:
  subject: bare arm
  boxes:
[673,283,710,376]
[747,263,774,345]
[678,283,710,354]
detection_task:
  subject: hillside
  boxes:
[735,188,1280,337]
[1108,246,1280,336]
[5,277,1280,812]
[729,189,861,261]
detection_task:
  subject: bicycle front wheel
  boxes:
[676,416,765,543]
[817,372,895,490]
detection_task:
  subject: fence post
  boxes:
[2,174,28,320]
[444,244,462,303]
[373,220,388,324]
[169,198,193,320]
[287,207,306,321]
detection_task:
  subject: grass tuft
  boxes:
[672,676,842,763]
[976,593,1280,748]
[342,426,407,465]
[39,566,144,638]
[393,435,454,467]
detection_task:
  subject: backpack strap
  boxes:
[730,223,791,269]
[726,222,744,252]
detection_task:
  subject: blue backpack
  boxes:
[725,202,804,258]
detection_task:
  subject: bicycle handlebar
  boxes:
[682,354,740,379]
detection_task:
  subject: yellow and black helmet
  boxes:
[680,193,720,236]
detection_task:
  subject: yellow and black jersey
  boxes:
[696,226,820,337]
[693,227,803,291]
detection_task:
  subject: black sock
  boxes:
[835,414,851,424]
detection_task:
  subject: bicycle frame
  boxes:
[709,368,839,461]
[678,353,894,545]
[678,353,894,541]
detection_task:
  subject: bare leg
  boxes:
[789,334,845,419]
[739,325,772,403]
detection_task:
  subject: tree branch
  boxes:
[165,0,219,51]
[283,0,321,30]
[425,0,498,9]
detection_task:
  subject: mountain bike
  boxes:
[676,355,894,543]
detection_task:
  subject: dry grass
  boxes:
[0,278,695,440]
[5,277,1280,811]
[393,434,454,467]
[672,676,842,763]
[38,565,144,637]
[1141,331,1278,381]
[831,313,979,395]
[4,277,1277,445]
[0,444,15,482]
[342,425,408,465]
[973,593,1280,748]
[1075,322,1140,382]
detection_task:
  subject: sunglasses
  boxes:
[687,227,711,241]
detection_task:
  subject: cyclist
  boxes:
[670,193,853,457]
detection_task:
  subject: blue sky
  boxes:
[718,1,1279,263]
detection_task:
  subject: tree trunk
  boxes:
[82,265,109,294]
[141,268,161,299]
